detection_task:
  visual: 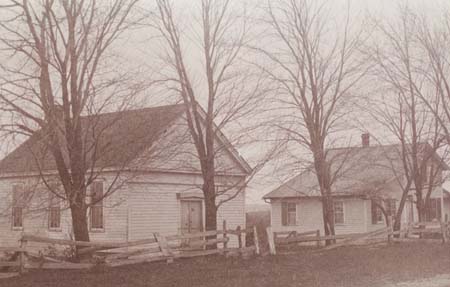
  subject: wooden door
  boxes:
[180,200,203,234]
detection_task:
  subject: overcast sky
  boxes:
[1,0,450,205]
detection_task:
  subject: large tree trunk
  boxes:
[416,191,426,222]
[392,191,409,235]
[416,206,426,239]
[203,179,217,250]
[417,205,426,222]
[314,149,335,245]
[204,195,217,232]
[322,195,335,245]
[70,203,90,258]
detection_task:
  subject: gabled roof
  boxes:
[0,104,251,176]
[194,106,252,174]
[263,143,448,200]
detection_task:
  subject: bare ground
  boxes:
[1,242,450,287]
[384,274,450,287]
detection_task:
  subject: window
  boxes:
[425,198,441,221]
[281,202,296,226]
[12,185,24,229]
[371,199,383,224]
[333,201,344,224]
[48,193,61,230]
[90,182,104,230]
[385,199,396,217]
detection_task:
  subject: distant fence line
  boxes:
[266,218,449,255]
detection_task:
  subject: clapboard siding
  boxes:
[127,182,245,247]
[217,191,246,247]
[144,116,247,175]
[444,198,450,221]
[0,176,130,247]
[270,199,324,234]
[128,184,181,239]
[334,199,366,234]
[270,176,447,235]
[89,183,129,242]
[271,198,371,234]
[0,178,48,247]
[0,173,246,250]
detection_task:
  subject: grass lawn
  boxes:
[2,243,450,287]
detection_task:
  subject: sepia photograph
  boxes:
[0,0,449,286]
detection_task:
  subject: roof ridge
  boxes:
[326,141,431,152]
[0,104,186,174]
[81,103,184,118]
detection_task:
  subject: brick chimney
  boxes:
[361,133,370,147]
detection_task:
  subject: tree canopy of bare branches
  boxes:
[257,0,367,242]
[0,0,140,247]
[366,6,449,228]
[152,0,276,240]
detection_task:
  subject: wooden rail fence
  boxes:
[266,219,449,255]
[0,221,260,275]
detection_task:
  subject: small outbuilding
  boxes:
[264,134,448,235]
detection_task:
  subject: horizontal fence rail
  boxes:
[0,220,260,275]
[266,218,450,255]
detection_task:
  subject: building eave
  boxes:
[0,167,248,180]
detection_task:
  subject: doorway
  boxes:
[180,200,203,234]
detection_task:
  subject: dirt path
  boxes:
[384,274,450,287]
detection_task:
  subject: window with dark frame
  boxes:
[90,182,104,230]
[333,201,344,224]
[48,193,61,230]
[371,199,383,224]
[425,198,441,221]
[281,202,296,226]
[385,198,396,217]
[12,184,24,229]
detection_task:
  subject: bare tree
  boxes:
[257,0,366,243]
[152,0,272,239]
[366,6,448,229]
[417,7,450,143]
[0,0,141,247]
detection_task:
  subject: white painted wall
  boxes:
[0,171,246,249]
[270,198,367,235]
[126,174,246,247]
[269,174,448,235]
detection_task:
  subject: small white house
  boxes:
[264,134,448,235]
[0,104,251,247]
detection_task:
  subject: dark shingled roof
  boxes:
[263,143,448,199]
[0,104,185,174]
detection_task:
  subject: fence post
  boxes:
[266,226,276,255]
[440,219,447,244]
[406,222,412,238]
[446,216,449,240]
[236,226,242,249]
[387,216,393,244]
[253,225,260,255]
[19,234,27,274]
[155,233,173,264]
[316,230,321,247]
[222,220,228,255]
